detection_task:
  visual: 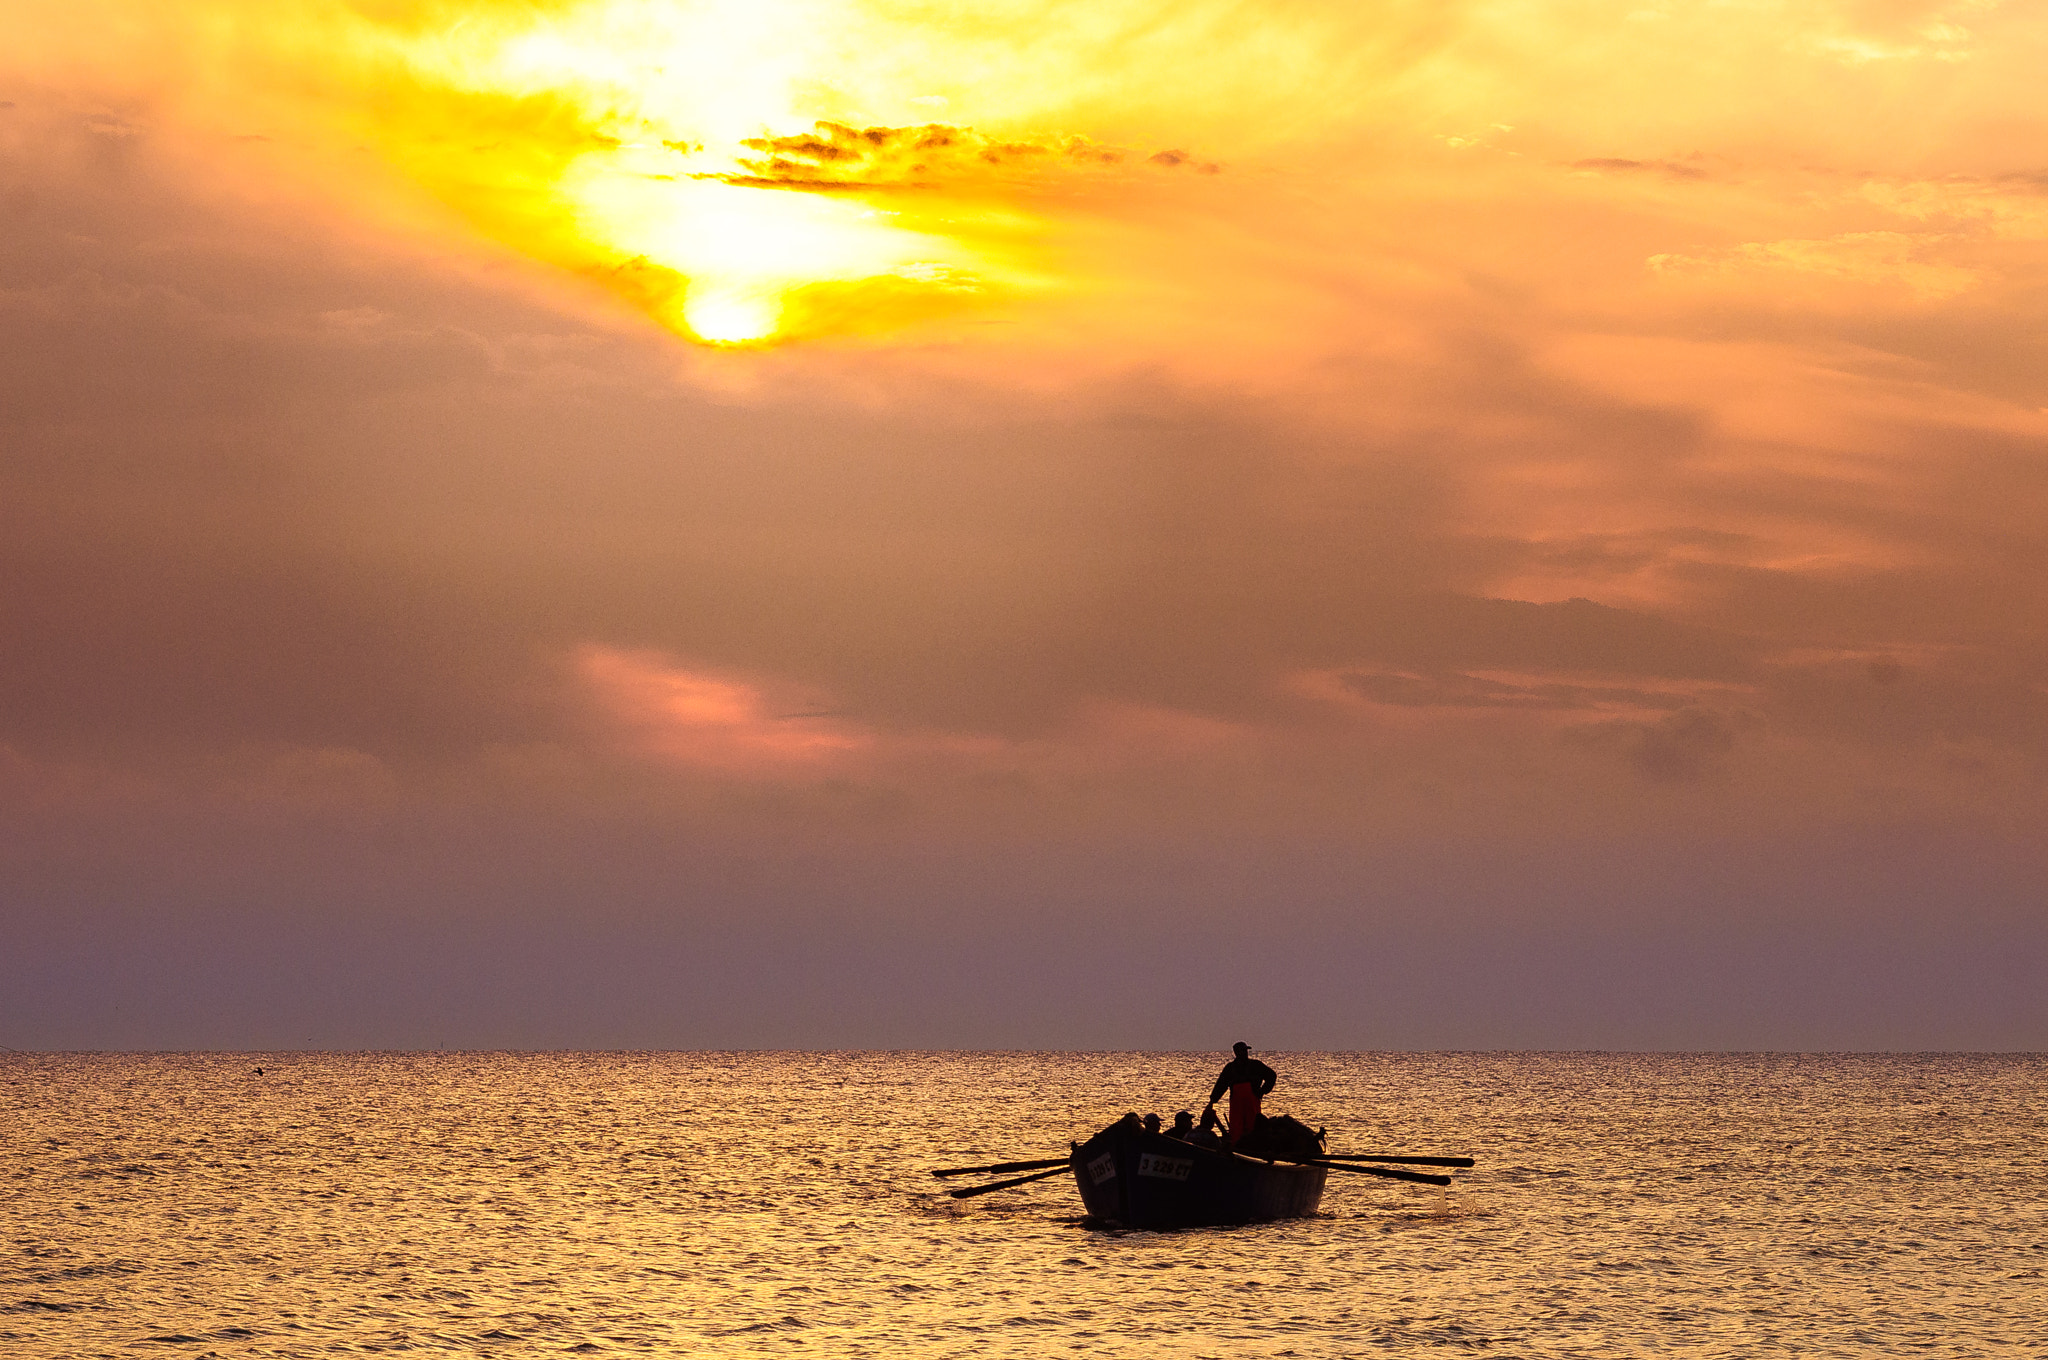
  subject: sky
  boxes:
[3,0,2046,1051]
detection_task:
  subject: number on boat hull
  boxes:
[1088,1153,1117,1184]
[1137,1153,1194,1182]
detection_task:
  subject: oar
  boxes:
[1270,1156,1453,1187]
[1320,1154,1476,1169]
[931,1156,1069,1179]
[948,1165,1069,1199]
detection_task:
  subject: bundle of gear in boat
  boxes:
[1117,1106,1330,1162]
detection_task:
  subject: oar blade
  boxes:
[1312,1160,1453,1187]
[931,1156,1069,1179]
[1321,1154,1476,1169]
[948,1165,1069,1199]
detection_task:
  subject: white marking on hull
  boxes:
[1137,1153,1194,1182]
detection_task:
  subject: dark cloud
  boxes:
[1147,149,1220,173]
[691,118,1213,197]
[704,120,1129,192]
[1559,706,1745,783]
[1759,652,2048,756]
[1631,707,1741,782]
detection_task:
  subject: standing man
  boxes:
[1207,1042,1277,1146]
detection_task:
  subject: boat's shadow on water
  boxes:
[911,1184,1495,1232]
[907,1186,1497,1230]
[1066,1202,1493,1234]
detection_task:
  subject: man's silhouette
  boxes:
[1207,1042,1277,1146]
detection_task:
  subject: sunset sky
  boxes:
[5,0,2045,1050]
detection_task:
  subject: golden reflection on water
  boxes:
[4,1053,2044,1356]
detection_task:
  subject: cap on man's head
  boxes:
[1233,1041,1250,1055]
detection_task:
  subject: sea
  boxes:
[4,1052,2043,1358]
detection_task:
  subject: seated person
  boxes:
[1188,1106,1227,1149]
[1165,1110,1197,1141]
[1141,1112,1163,1136]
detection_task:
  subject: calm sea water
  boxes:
[4,1052,2043,1358]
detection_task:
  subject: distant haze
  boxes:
[3,1,2046,1050]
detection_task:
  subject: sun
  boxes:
[338,0,1056,348]
[682,287,779,345]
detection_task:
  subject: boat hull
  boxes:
[1069,1123,1327,1229]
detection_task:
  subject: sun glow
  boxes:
[308,0,1089,346]
[683,287,779,345]
[11,0,1275,351]
[564,167,971,343]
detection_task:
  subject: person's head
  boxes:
[1142,1113,1162,1133]
[1171,1110,1194,1130]
[1200,1106,1220,1128]
[1233,1041,1250,1058]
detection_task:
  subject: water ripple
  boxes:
[3,1053,2044,1356]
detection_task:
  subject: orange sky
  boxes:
[3,0,2045,1047]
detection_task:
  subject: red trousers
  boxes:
[1227,1081,1262,1144]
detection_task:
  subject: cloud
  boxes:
[1145,148,1220,173]
[1570,156,1707,180]
[6,88,2043,830]
[1337,670,1694,713]
[1648,231,1981,299]
[1630,707,1742,782]
[576,646,870,772]
[1796,0,1989,64]
[6,2,2048,1054]
[8,90,2043,752]
[1858,175,2048,241]
[710,120,1135,192]
[1558,706,1745,783]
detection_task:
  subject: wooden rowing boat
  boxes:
[1068,1118,1327,1229]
